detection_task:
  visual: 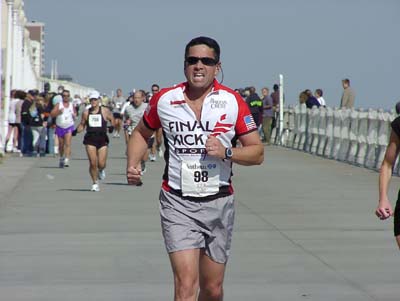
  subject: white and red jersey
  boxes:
[143,80,257,197]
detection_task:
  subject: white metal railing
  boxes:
[272,104,397,173]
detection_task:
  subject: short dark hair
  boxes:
[151,84,160,90]
[342,78,350,85]
[185,36,220,62]
[316,89,323,96]
[273,84,279,91]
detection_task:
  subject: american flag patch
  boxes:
[244,115,256,130]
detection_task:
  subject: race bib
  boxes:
[88,114,102,127]
[181,159,220,197]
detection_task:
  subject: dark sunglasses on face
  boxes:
[185,56,218,66]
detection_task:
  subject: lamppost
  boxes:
[2,0,15,150]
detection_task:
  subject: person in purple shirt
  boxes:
[304,89,321,109]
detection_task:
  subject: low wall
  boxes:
[274,104,400,174]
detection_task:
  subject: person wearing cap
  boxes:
[50,89,76,167]
[73,91,115,192]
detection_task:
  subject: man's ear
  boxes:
[215,63,221,76]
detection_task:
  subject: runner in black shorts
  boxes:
[73,91,115,192]
[376,113,400,248]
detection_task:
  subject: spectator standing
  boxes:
[4,90,20,152]
[14,90,26,153]
[246,86,263,127]
[315,89,326,107]
[20,90,38,155]
[261,87,274,144]
[340,78,355,108]
[305,89,321,109]
[270,84,280,129]
[30,95,48,156]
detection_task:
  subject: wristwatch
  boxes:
[225,147,233,159]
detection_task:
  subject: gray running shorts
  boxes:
[159,189,235,264]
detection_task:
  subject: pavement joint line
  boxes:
[236,200,378,301]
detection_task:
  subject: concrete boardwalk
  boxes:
[0,135,398,301]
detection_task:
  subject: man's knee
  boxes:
[175,276,198,299]
[200,282,223,300]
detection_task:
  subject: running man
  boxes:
[121,90,149,171]
[110,88,125,138]
[126,36,264,300]
[151,83,163,161]
[73,91,115,192]
[50,89,76,167]
[376,112,400,248]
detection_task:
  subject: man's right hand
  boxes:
[375,198,393,220]
[126,166,143,186]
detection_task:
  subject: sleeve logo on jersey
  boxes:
[211,114,234,137]
[244,114,256,130]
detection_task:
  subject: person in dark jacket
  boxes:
[304,89,321,109]
[20,90,39,155]
[246,86,263,127]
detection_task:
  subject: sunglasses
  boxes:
[185,56,218,66]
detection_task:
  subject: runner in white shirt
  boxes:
[122,90,150,171]
[50,90,76,168]
[126,36,264,301]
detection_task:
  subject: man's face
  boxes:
[262,89,268,97]
[117,89,122,97]
[133,92,144,106]
[184,44,219,90]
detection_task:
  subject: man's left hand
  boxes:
[205,135,225,159]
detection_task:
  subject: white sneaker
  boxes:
[149,154,156,162]
[64,158,70,167]
[157,147,163,158]
[98,169,106,180]
[91,183,100,192]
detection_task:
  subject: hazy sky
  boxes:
[24,0,399,109]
